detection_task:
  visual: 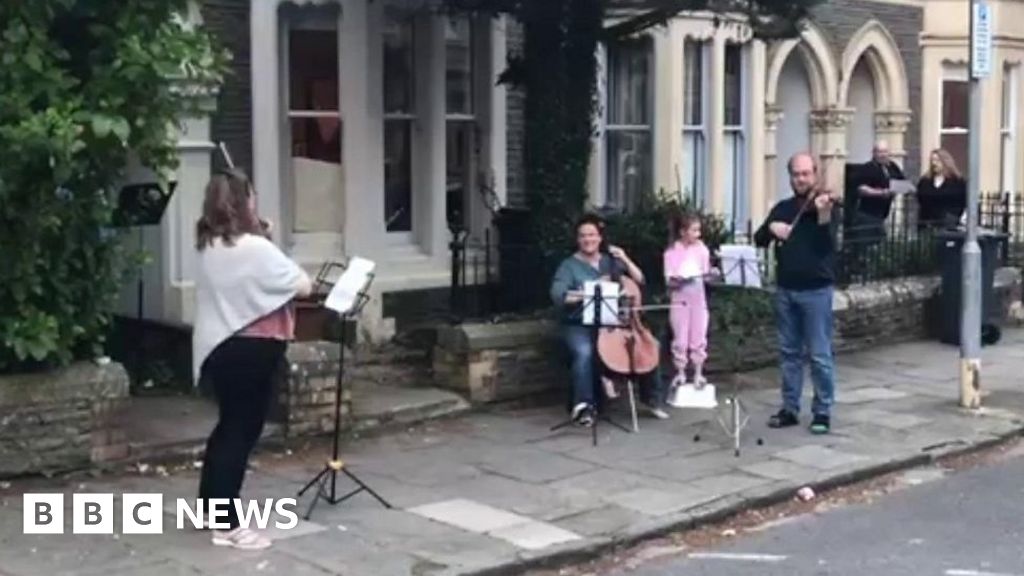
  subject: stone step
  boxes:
[350,382,470,434]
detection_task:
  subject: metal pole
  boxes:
[960,0,984,409]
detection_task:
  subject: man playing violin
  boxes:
[549,214,670,427]
[754,152,839,435]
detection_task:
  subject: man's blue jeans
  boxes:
[774,286,835,417]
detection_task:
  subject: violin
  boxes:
[787,163,842,229]
[596,274,660,376]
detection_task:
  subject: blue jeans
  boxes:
[562,325,596,408]
[560,325,667,411]
[774,286,835,417]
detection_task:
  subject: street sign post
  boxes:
[961,0,987,408]
[972,2,992,79]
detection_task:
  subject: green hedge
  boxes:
[0,2,227,373]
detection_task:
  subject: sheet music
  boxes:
[581,281,620,326]
[719,244,762,288]
[324,257,375,314]
[889,179,916,195]
[676,258,703,281]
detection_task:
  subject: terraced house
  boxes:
[126,0,1023,345]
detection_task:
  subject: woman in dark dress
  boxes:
[916,148,966,230]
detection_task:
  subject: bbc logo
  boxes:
[23,494,299,534]
[24,494,164,535]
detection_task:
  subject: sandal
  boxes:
[767,409,799,429]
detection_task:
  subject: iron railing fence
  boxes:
[449,192,1024,323]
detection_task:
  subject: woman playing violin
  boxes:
[549,214,669,427]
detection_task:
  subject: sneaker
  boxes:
[767,409,799,429]
[809,414,831,435]
[643,405,670,420]
[212,526,271,550]
[571,402,595,427]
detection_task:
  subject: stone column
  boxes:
[810,107,853,193]
[747,39,768,224]
[764,105,784,209]
[874,109,912,166]
[250,2,283,250]
[875,109,913,230]
[340,0,380,260]
[707,32,726,213]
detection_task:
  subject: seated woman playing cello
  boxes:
[549,214,670,427]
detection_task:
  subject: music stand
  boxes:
[297,257,392,519]
[691,247,765,457]
[111,182,177,387]
[550,282,634,447]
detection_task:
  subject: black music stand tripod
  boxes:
[297,265,391,519]
[551,284,634,446]
[689,252,764,457]
[111,182,176,388]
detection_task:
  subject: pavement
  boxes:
[3,331,1024,576]
[608,445,1024,576]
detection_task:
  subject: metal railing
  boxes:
[449,192,1024,323]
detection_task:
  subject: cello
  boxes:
[596,271,660,379]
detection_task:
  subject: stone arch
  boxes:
[765,21,840,108]
[838,20,908,110]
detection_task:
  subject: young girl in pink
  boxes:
[664,213,712,386]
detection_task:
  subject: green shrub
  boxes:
[601,191,733,294]
[0,2,227,373]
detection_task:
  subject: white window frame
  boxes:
[1002,63,1018,195]
[602,36,654,210]
[722,41,748,233]
[445,15,478,234]
[382,11,417,243]
[281,5,342,249]
[939,65,969,173]
[682,39,709,209]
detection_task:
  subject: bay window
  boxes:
[605,37,653,209]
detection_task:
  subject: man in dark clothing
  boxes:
[754,152,839,435]
[855,141,905,223]
[846,141,906,277]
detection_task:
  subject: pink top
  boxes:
[664,240,711,297]
[240,303,296,341]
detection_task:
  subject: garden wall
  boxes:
[0,362,130,477]
[434,269,1023,404]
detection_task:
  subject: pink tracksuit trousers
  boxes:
[664,241,710,372]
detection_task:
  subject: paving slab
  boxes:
[408,499,530,534]
[488,520,582,550]
[772,445,868,470]
[835,386,910,404]
[602,486,721,517]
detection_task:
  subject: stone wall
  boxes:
[435,270,1023,405]
[0,362,130,478]
[276,342,350,437]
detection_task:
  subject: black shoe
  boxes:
[767,409,799,429]
[809,414,831,435]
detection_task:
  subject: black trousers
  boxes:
[198,336,286,528]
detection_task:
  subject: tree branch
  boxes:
[600,0,820,41]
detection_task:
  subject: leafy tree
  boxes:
[0,1,227,372]
[445,0,820,252]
